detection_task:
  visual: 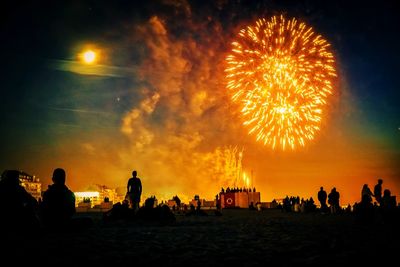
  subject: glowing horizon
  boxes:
[1,2,399,210]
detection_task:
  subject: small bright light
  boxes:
[75,191,99,198]
[83,50,96,64]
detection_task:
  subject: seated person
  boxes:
[0,170,39,230]
[40,168,76,228]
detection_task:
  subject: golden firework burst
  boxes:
[226,15,337,150]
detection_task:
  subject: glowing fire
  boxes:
[226,15,337,150]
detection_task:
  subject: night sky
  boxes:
[1,0,399,205]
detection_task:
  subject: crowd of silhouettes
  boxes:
[0,168,93,233]
[1,168,399,231]
[280,195,317,213]
[353,178,398,224]
[135,195,175,223]
[220,187,256,193]
[276,181,399,223]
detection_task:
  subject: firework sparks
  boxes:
[212,146,246,188]
[226,15,337,150]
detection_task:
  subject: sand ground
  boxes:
[3,209,399,266]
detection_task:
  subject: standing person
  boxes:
[361,184,374,205]
[334,188,340,213]
[40,168,76,229]
[173,195,181,211]
[318,186,328,212]
[328,187,340,214]
[373,178,383,205]
[127,170,142,212]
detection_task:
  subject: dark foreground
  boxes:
[4,209,399,266]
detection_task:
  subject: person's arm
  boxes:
[139,179,142,195]
[127,179,130,193]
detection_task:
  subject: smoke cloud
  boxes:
[117,13,247,202]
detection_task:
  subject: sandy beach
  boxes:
[3,208,399,266]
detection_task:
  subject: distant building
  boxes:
[1,170,42,201]
[219,190,261,209]
[74,184,124,212]
[75,191,100,208]
[96,184,123,205]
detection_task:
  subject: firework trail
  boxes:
[226,15,337,150]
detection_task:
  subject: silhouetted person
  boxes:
[307,197,316,212]
[381,189,397,224]
[0,170,40,230]
[345,204,352,213]
[127,170,142,212]
[373,179,383,205]
[103,199,132,221]
[215,194,221,211]
[249,202,256,210]
[40,168,76,229]
[381,189,396,209]
[354,184,375,223]
[283,195,291,212]
[328,187,340,214]
[361,184,373,205]
[318,187,328,212]
[136,196,175,223]
[173,195,181,211]
[196,199,201,211]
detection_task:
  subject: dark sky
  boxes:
[1,0,399,204]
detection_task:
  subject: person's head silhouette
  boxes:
[378,179,383,184]
[52,168,66,185]
[383,189,391,197]
[132,170,137,178]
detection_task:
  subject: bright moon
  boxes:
[83,50,96,64]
